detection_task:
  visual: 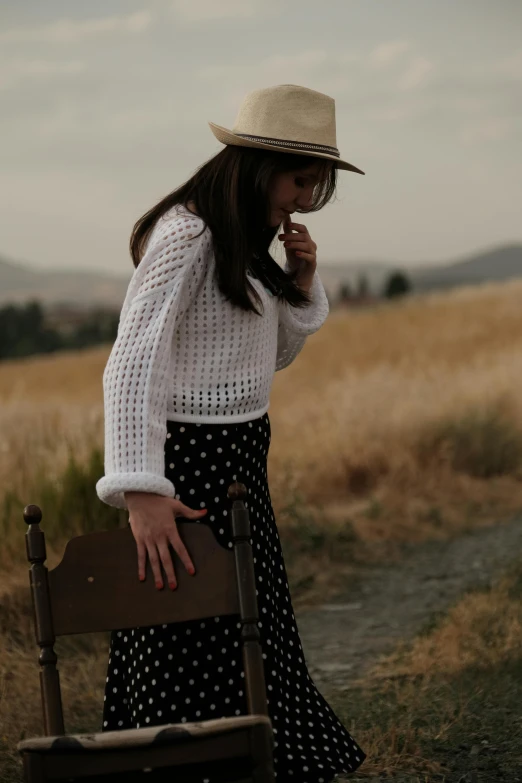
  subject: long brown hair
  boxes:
[130,145,337,316]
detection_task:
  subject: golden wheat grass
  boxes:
[3,280,522,780]
[2,279,522,556]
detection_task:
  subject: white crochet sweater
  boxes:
[96,205,330,509]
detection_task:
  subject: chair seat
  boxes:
[18,714,272,754]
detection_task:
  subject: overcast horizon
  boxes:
[1,0,521,275]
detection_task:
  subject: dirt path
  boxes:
[296,515,522,694]
[292,517,522,782]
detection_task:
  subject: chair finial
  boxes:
[227,481,247,501]
[23,505,42,526]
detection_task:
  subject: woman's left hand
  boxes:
[278,214,317,293]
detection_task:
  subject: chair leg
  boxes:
[249,723,275,783]
[252,761,276,783]
[22,753,46,783]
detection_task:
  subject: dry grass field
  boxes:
[2,277,522,780]
[2,277,522,570]
[331,557,522,780]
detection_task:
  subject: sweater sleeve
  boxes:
[96,212,209,509]
[275,265,330,372]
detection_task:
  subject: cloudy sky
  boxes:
[1,0,521,277]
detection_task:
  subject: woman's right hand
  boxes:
[125,492,208,590]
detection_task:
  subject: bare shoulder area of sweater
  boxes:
[144,202,206,257]
[158,201,200,222]
[160,201,205,233]
[169,200,204,225]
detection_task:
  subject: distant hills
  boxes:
[318,244,522,293]
[316,243,522,298]
[407,244,522,292]
[1,243,521,308]
[0,256,130,308]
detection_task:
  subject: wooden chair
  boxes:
[17,481,274,783]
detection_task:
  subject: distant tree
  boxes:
[0,301,63,359]
[0,305,18,357]
[338,282,352,301]
[66,310,119,349]
[0,301,119,361]
[356,273,369,298]
[383,271,411,299]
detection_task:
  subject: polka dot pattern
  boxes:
[101,413,366,781]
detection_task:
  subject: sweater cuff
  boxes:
[96,473,176,510]
[279,268,330,335]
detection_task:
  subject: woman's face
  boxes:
[267,161,329,227]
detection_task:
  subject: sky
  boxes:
[0,0,521,277]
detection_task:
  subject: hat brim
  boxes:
[208,122,365,175]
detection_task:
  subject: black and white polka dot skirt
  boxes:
[101,412,366,781]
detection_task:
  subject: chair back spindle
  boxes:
[229,482,269,718]
[23,505,65,737]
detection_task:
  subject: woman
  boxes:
[97,84,366,781]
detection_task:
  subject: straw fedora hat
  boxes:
[209,83,364,175]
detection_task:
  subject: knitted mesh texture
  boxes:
[96,206,329,508]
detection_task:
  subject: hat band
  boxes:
[235,132,340,158]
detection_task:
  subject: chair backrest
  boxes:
[44,521,239,636]
[23,481,269,737]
